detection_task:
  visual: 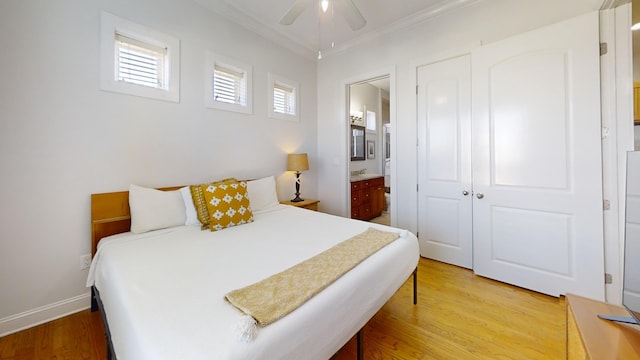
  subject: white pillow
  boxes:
[246,176,280,212]
[129,184,186,234]
[179,186,201,226]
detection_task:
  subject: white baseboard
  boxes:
[0,292,91,337]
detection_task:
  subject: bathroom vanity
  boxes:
[350,175,385,220]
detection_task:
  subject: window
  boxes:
[100,12,179,102]
[268,73,299,121]
[366,110,377,132]
[273,83,295,115]
[213,65,246,105]
[115,33,167,89]
[205,52,252,114]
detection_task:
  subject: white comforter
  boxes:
[87,205,419,360]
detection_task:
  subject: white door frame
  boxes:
[343,67,397,225]
[599,3,635,304]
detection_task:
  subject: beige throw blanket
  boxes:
[225,227,400,330]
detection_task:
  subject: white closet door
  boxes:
[417,55,473,268]
[472,12,604,299]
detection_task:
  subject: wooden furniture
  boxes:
[567,293,640,359]
[351,176,385,220]
[280,198,319,211]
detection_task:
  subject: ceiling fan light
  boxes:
[317,50,323,60]
[321,0,329,13]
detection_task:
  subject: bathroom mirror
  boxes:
[351,125,365,161]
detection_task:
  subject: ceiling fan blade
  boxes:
[335,0,366,31]
[279,0,313,25]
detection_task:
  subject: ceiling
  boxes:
[193,0,481,59]
[368,77,390,92]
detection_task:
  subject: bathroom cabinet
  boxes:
[351,176,385,220]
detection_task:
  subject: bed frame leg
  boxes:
[91,287,98,312]
[357,329,363,360]
[93,286,116,360]
[413,267,418,305]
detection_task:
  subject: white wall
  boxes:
[317,0,604,227]
[0,0,317,335]
[634,29,640,81]
[634,14,640,149]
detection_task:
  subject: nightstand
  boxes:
[280,199,320,211]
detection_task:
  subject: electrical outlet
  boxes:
[80,254,91,270]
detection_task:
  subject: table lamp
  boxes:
[287,153,309,202]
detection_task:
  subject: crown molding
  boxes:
[323,0,483,59]
[600,0,629,10]
[196,0,483,62]
[193,0,317,60]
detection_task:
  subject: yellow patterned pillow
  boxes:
[203,181,254,232]
[190,178,237,229]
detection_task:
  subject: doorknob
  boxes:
[462,190,469,196]
[476,193,484,199]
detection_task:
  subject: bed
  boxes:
[87,177,420,360]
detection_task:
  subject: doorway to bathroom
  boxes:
[347,75,391,225]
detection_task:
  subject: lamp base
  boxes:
[291,171,304,202]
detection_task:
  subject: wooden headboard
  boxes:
[91,186,181,256]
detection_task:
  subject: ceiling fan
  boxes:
[279,0,367,31]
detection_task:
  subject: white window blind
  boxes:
[101,12,179,102]
[366,110,376,131]
[213,65,246,105]
[267,73,298,121]
[115,33,167,89]
[273,82,296,115]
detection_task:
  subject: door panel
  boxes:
[417,54,472,269]
[472,12,604,299]
[491,207,571,275]
[491,52,569,189]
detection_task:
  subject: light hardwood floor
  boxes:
[0,259,566,360]
[369,212,390,226]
